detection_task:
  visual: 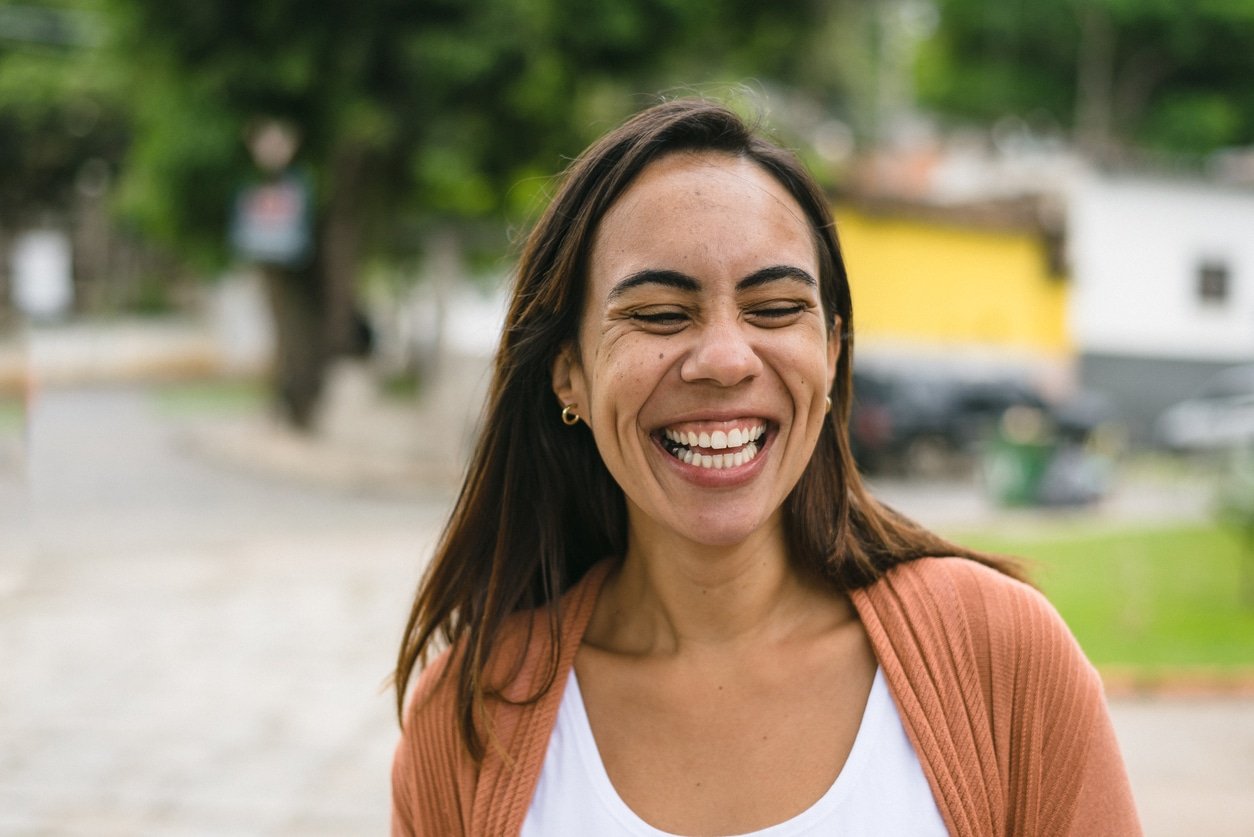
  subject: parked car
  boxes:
[850,368,959,477]
[849,365,1048,478]
[1154,365,1254,452]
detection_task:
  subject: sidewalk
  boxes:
[181,357,488,500]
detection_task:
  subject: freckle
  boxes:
[658,352,663,360]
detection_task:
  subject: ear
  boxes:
[825,316,842,394]
[551,343,589,421]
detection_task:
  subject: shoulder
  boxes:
[391,613,555,834]
[392,644,474,835]
[401,643,462,736]
[853,558,1128,833]
[862,556,1076,656]
[392,560,615,833]
[401,560,614,730]
[852,555,1103,718]
[399,561,614,834]
[874,553,1037,605]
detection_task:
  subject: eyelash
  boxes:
[628,304,808,327]
[630,311,687,326]
[752,304,807,319]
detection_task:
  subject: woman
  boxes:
[392,99,1141,836]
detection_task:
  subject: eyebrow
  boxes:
[606,265,816,301]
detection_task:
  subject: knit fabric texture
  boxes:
[392,557,1142,836]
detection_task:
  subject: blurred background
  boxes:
[2,0,1252,834]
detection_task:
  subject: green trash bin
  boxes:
[980,406,1056,507]
[982,437,1055,506]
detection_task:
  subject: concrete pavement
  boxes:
[2,385,448,835]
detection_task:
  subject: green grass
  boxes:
[954,522,1254,675]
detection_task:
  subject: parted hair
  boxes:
[394,97,1019,759]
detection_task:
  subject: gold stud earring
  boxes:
[825,396,833,414]
[561,404,580,426]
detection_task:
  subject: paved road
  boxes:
[2,386,448,835]
[1,385,1250,835]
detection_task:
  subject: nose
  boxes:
[680,318,762,387]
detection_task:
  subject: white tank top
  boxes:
[522,666,948,836]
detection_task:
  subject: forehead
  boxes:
[587,152,817,285]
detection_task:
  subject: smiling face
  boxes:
[552,151,840,552]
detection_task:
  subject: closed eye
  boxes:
[629,309,689,331]
[748,303,808,322]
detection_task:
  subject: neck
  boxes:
[589,510,833,657]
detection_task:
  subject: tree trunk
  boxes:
[262,262,326,430]
[1112,45,1174,138]
[322,144,371,358]
[418,226,465,386]
[1075,6,1116,160]
[260,143,373,431]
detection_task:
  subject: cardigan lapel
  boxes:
[471,560,613,836]
[850,558,1004,837]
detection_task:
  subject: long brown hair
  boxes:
[395,98,1020,758]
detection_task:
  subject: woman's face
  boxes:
[553,152,839,550]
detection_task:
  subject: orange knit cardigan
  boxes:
[392,557,1142,836]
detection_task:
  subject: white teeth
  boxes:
[670,442,759,469]
[661,423,767,467]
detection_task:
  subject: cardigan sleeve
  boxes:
[1066,691,1142,836]
[852,557,1142,836]
[390,647,476,836]
[389,561,613,837]
[954,559,1142,836]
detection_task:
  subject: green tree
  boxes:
[917,0,1254,157]
[0,2,126,260]
[103,0,840,428]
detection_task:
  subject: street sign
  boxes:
[230,173,313,267]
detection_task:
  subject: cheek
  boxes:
[766,330,831,375]
[589,343,673,414]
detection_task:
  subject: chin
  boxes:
[670,510,778,550]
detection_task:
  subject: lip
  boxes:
[653,409,776,427]
[650,419,775,487]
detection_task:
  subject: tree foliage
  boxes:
[0,1,126,228]
[97,0,842,425]
[917,0,1254,156]
[104,0,839,263]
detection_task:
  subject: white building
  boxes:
[1068,172,1254,439]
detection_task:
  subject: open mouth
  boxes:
[658,422,768,470]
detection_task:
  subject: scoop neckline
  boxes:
[562,664,889,836]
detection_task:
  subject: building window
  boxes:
[1197,260,1230,304]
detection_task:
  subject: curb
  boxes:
[179,414,465,500]
[1101,667,1254,699]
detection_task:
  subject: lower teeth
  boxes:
[666,441,759,469]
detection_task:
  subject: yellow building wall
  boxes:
[835,207,1071,356]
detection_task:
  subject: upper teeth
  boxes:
[663,424,765,450]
